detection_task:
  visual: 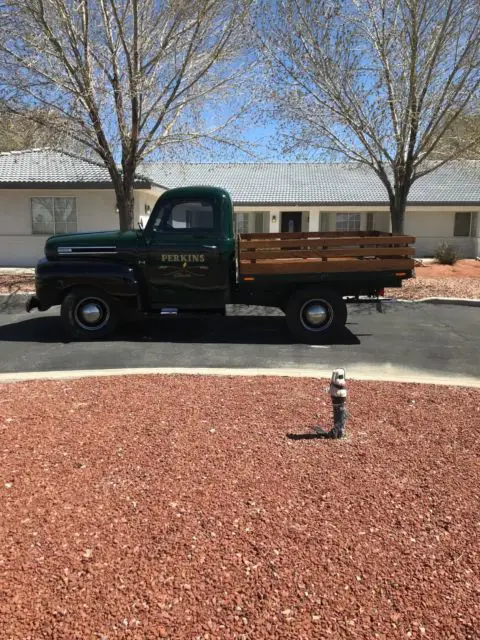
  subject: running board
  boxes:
[143,307,226,319]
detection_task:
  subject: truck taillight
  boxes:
[378,288,385,297]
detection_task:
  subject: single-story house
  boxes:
[1,148,479,266]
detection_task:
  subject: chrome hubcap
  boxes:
[80,302,103,325]
[300,299,333,331]
[74,298,110,331]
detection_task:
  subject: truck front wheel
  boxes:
[285,288,347,344]
[61,287,118,340]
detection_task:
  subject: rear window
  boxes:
[152,200,217,233]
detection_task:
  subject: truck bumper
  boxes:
[26,295,52,313]
[25,295,39,313]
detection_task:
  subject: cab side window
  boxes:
[152,200,216,233]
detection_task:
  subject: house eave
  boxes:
[0,180,153,190]
[232,200,480,207]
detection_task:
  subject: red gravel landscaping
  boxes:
[385,259,480,300]
[0,375,478,639]
[385,275,480,300]
[0,274,35,294]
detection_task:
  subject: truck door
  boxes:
[145,196,228,309]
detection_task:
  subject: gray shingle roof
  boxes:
[2,150,479,205]
[140,161,480,205]
[0,148,152,187]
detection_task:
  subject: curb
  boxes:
[0,292,31,311]
[0,366,478,388]
[412,297,480,307]
[379,296,480,307]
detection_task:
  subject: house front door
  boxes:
[281,211,302,233]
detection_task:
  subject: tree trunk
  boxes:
[116,186,135,231]
[113,173,135,232]
[390,198,406,234]
[389,180,411,235]
[105,160,135,232]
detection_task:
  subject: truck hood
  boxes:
[45,230,140,259]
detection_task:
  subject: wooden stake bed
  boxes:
[238,231,415,276]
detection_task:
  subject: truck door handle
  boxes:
[202,244,217,249]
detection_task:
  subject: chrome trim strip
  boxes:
[57,246,117,255]
[63,252,119,255]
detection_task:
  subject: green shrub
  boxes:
[434,242,458,265]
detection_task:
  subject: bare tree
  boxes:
[0,0,253,230]
[257,0,480,233]
[0,102,87,152]
[0,106,51,152]
[433,110,480,159]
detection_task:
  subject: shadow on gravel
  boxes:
[0,315,364,346]
[286,432,323,440]
[286,430,345,440]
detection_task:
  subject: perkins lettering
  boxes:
[161,254,206,263]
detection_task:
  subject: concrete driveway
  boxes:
[0,302,478,382]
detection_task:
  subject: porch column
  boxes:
[309,210,320,232]
[269,211,280,233]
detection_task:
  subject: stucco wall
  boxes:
[405,210,478,258]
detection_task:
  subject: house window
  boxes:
[454,212,473,237]
[336,213,361,232]
[235,213,250,235]
[235,212,268,234]
[31,197,77,235]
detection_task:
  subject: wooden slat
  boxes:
[239,258,415,276]
[239,235,415,249]
[239,247,415,260]
[240,230,392,240]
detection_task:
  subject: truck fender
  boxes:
[35,259,141,310]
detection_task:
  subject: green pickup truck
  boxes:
[27,185,415,343]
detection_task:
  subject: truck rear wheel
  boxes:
[285,288,347,344]
[61,287,118,340]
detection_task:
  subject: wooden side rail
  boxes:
[240,247,415,260]
[238,231,416,276]
[239,234,415,248]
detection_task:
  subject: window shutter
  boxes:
[366,213,374,232]
[454,212,471,237]
[254,212,265,233]
[320,213,329,232]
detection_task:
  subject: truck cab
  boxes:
[139,186,235,311]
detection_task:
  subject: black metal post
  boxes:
[314,368,348,439]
